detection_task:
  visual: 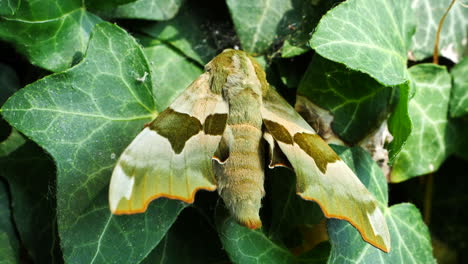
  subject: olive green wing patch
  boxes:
[261,88,391,252]
[109,73,228,214]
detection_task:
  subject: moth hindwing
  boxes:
[109,49,391,252]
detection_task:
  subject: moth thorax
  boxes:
[215,124,265,229]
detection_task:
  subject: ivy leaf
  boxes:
[0,0,102,72]
[0,141,61,263]
[86,0,138,10]
[327,146,436,264]
[387,82,412,161]
[216,209,298,264]
[141,208,228,264]
[226,0,314,55]
[0,129,24,157]
[410,0,468,62]
[0,0,19,16]
[310,0,416,86]
[391,64,452,182]
[268,168,326,255]
[297,55,396,144]
[141,2,218,65]
[450,57,468,118]
[142,41,203,112]
[1,23,186,263]
[0,181,19,264]
[281,0,342,58]
[104,0,184,21]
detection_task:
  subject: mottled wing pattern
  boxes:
[109,73,228,214]
[261,88,391,252]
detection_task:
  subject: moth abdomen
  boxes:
[216,124,265,229]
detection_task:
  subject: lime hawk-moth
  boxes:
[109,49,391,252]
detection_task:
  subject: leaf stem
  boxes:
[423,173,434,225]
[433,0,457,64]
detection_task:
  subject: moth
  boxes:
[109,49,391,252]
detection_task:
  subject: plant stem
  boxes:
[423,173,434,225]
[433,0,457,64]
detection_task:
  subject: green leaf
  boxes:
[327,146,436,264]
[449,117,468,161]
[387,82,412,161]
[297,55,396,143]
[0,181,19,264]
[141,208,228,264]
[391,64,452,182]
[0,141,61,263]
[268,168,324,248]
[143,43,203,112]
[141,3,218,65]
[86,0,138,10]
[0,63,19,106]
[310,0,416,86]
[105,0,184,21]
[0,0,102,72]
[450,57,468,117]
[226,0,314,55]
[2,22,186,263]
[216,209,298,264]
[0,129,25,157]
[410,0,468,62]
[281,0,341,58]
[0,0,19,16]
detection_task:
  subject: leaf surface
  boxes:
[143,43,203,112]
[105,0,183,21]
[391,64,452,182]
[0,0,102,72]
[0,0,18,16]
[310,0,415,86]
[2,23,186,264]
[410,0,468,62]
[298,55,396,143]
[327,146,436,264]
[450,57,468,117]
[0,182,19,264]
[141,2,218,65]
[141,208,228,264]
[226,0,314,55]
[0,141,61,263]
[387,83,412,161]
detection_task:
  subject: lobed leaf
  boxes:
[410,0,468,62]
[226,0,315,55]
[143,42,203,112]
[104,0,184,21]
[391,64,452,182]
[298,55,396,144]
[1,23,186,264]
[141,2,218,65]
[310,0,416,86]
[0,141,61,263]
[141,208,228,264]
[449,57,468,117]
[0,0,19,16]
[0,182,19,264]
[0,0,102,72]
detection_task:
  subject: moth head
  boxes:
[205,49,269,95]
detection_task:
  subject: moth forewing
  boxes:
[261,88,391,252]
[109,71,228,215]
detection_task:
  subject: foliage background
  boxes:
[0,0,467,263]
